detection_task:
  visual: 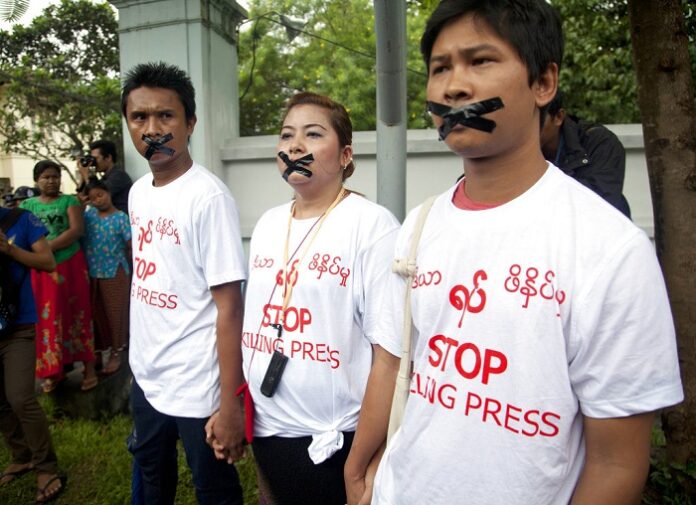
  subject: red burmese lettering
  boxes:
[483,397,503,426]
[522,409,541,437]
[428,334,459,371]
[504,403,523,434]
[540,412,561,437]
[464,391,483,415]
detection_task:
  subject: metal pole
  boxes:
[374,0,407,222]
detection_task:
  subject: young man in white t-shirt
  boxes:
[122,62,246,505]
[344,1,683,504]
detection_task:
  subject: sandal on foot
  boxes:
[80,376,98,392]
[102,352,121,375]
[35,474,66,503]
[0,463,33,485]
[41,376,65,394]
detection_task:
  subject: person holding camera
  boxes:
[76,140,132,214]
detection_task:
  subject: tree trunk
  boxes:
[628,0,696,473]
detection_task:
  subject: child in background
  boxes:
[83,178,131,374]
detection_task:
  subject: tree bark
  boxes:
[628,0,696,474]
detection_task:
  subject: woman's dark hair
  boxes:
[121,61,196,122]
[85,177,110,195]
[33,160,61,182]
[282,92,356,180]
[420,0,563,85]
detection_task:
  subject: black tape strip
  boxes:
[142,133,175,159]
[426,97,504,140]
[278,152,314,181]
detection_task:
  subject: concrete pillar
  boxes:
[109,0,247,180]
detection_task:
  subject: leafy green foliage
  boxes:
[239,0,695,135]
[238,0,430,135]
[552,0,695,124]
[0,0,29,23]
[0,0,120,174]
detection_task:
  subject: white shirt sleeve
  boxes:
[195,192,247,287]
[569,231,683,417]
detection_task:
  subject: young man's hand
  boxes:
[205,410,246,464]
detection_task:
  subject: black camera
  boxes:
[79,155,97,168]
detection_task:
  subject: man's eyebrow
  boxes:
[430,43,502,64]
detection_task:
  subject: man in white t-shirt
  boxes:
[344,2,683,504]
[122,62,246,505]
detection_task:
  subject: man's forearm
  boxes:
[211,282,245,417]
[346,347,399,481]
[571,460,648,505]
[571,413,653,505]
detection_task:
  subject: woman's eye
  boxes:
[280,133,292,140]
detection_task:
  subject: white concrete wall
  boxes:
[221,124,653,247]
[110,0,246,181]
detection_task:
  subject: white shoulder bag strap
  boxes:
[387,195,437,442]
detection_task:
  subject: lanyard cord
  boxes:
[244,187,347,379]
[280,187,346,325]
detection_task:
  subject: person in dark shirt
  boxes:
[76,140,133,214]
[0,207,65,502]
[540,91,631,218]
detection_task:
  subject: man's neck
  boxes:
[150,155,194,187]
[461,140,549,204]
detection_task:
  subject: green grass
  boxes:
[0,399,259,504]
[4,400,694,504]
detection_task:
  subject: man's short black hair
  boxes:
[420,0,564,85]
[121,62,196,122]
[89,139,118,163]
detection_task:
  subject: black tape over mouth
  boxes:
[278,152,314,181]
[142,133,175,159]
[427,97,504,140]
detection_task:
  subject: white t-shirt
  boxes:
[243,193,398,462]
[373,164,683,505]
[128,163,247,418]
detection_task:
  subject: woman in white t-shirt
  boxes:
[235,92,398,505]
